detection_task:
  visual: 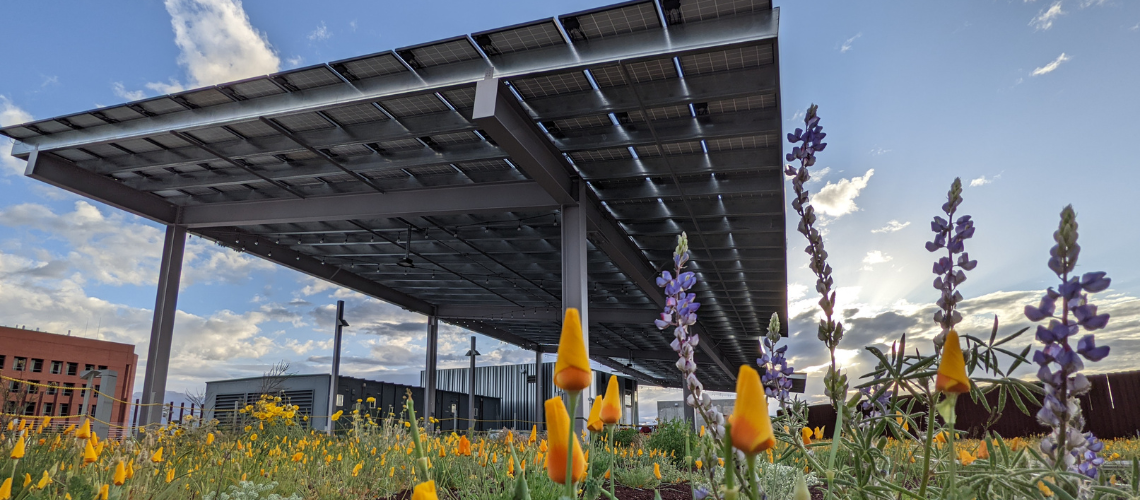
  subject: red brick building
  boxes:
[0,326,137,427]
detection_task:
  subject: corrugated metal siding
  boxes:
[431,362,555,429]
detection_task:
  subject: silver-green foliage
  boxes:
[203,481,303,500]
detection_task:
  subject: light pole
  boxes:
[327,300,349,435]
[464,336,480,433]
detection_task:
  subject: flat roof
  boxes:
[3,0,785,392]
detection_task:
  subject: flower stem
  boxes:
[917,391,936,498]
[566,391,579,498]
[746,454,760,500]
[608,425,616,497]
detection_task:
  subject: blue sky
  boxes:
[1,0,1137,422]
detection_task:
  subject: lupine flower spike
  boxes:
[1025,205,1111,477]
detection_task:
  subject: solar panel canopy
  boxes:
[3,0,785,392]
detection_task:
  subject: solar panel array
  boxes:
[2,0,783,390]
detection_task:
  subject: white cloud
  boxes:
[111,82,147,101]
[1032,53,1071,76]
[840,33,862,53]
[1131,22,1139,31]
[0,96,34,175]
[1030,1,1066,30]
[969,173,1002,187]
[162,0,280,88]
[805,166,830,183]
[811,169,875,218]
[145,79,186,95]
[872,220,910,234]
[861,250,893,271]
[869,148,892,156]
[286,55,304,67]
[308,21,331,41]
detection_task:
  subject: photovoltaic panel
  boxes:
[227,120,282,139]
[659,140,704,155]
[181,88,234,108]
[339,54,408,79]
[228,79,287,99]
[65,114,110,128]
[457,159,512,173]
[400,39,481,68]
[479,21,565,55]
[406,164,458,176]
[549,115,612,131]
[323,103,390,125]
[705,133,777,151]
[99,106,148,122]
[272,113,335,133]
[629,104,692,122]
[241,154,284,166]
[280,67,344,90]
[678,44,774,76]
[53,149,98,162]
[113,138,164,154]
[429,131,481,145]
[378,138,426,151]
[328,144,374,157]
[510,71,591,99]
[31,121,73,134]
[674,0,770,23]
[563,2,661,41]
[440,87,477,110]
[0,127,39,139]
[138,98,188,116]
[379,94,449,117]
[624,58,678,82]
[283,150,321,162]
[147,134,193,150]
[83,143,129,158]
[705,94,776,115]
[366,169,411,181]
[185,126,241,144]
[587,66,627,88]
[569,148,632,163]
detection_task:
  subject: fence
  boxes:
[803,370,1140,439]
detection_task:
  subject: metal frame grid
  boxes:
[3,0,783,391]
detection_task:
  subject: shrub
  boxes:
[645,418,690,465]
[612,427,640,447]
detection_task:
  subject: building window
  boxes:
[98,365,107,370]
[31,359,44,373]
[27,380,39,394]
[88,404,96,416]
[7,380,19,392]
[0,355,5,369]
[59,403,70,416]
[84,364,94,372]
[66,362,78,376]
[50,361,63,374]
[46,383,58,395]
[13,357,26,371]
[63,383,75,396]
[79,384,88,397]
[22,402,35,416]
[42,403,54,416]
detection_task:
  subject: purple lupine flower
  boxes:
[1025,205,1112,477]
[758,313,795,407]
[786,104,846,405]
[657,232,727,441]
[927,178,975,346]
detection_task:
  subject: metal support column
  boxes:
[424,315,439,433]
[535,348,544,431]
[464,336,479,433]
[139,225,186,428]
[561,204,589,431]
[327,300,348,435]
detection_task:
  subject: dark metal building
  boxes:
[204,374,501,432]
[3,0,786,428]
[427,362,639,429]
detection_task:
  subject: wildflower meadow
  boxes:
[2,105,1136,500]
